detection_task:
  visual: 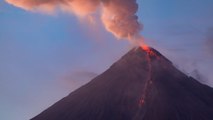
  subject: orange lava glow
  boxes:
[138,44,151,107]
[140,45,160,59]
[139,44,159,107]
[141,45,150,51]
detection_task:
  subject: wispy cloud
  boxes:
[205,27,213,56]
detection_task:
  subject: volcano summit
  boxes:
[31,47,213,120]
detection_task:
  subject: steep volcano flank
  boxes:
[32,47,213,120]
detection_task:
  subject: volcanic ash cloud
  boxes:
[6,0,143,43]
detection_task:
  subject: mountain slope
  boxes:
[31,47,213,120]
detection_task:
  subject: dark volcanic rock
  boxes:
[31,47,213,120]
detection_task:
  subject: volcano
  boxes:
[31,47,213,120]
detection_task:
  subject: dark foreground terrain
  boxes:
[31,47,213,120]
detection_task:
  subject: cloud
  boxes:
[190,69,207,84]
[63,71,98,84]
[71,71,98,79]
[59,70,98,91]
[205,27,213,55]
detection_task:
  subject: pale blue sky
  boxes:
[0,0,213,120]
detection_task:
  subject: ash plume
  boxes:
[5,0,143,44]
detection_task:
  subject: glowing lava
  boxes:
[141,45,150,51]
[141,45,159,57]
[139,45,157,106]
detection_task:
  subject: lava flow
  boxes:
[139,45,157,106]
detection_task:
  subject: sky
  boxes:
[0,0,213,120]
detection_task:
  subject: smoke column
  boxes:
[5,0,144,45]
